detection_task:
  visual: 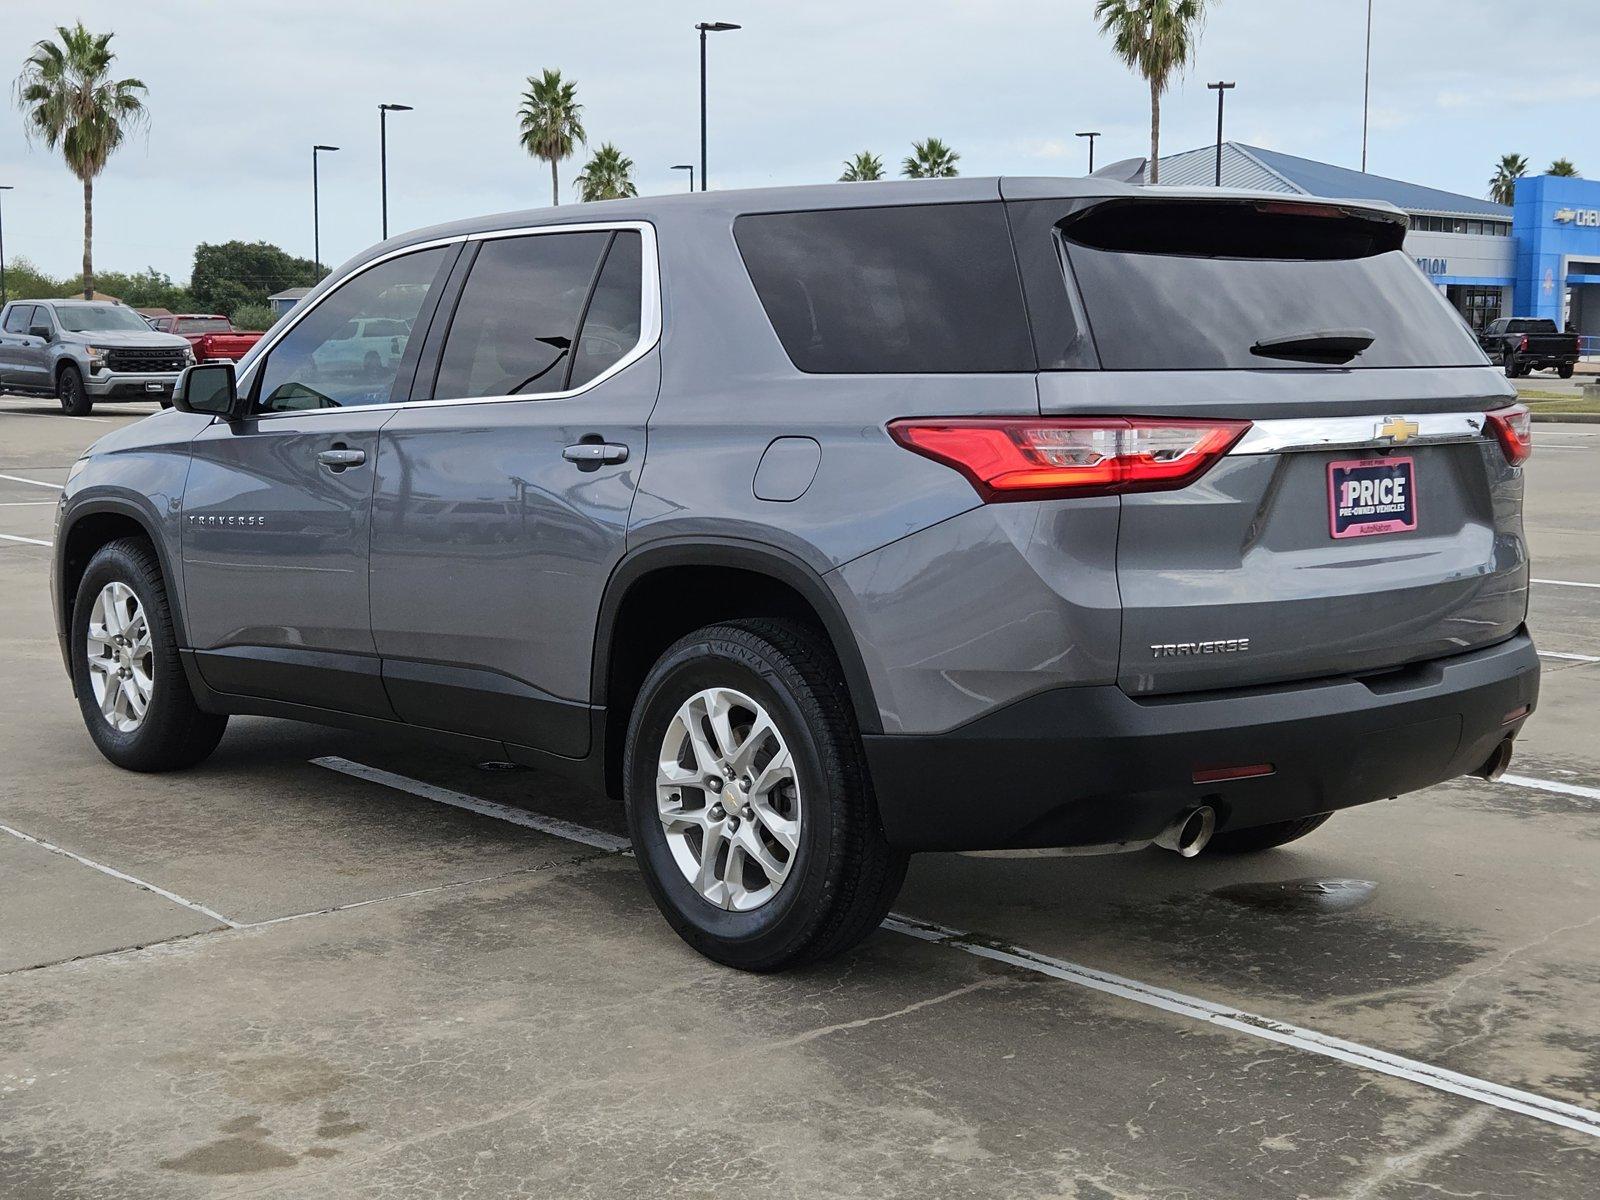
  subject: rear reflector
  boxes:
[887,417,1251,501]
[1191,763,1276,784]
[1486,403,1532,465]
[1501,705,1531,725]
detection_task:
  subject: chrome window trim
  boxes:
[1228,410,1492,456]
[237,220,661,420]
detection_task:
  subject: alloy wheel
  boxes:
[655,686,802,911]
[84,581,154,733]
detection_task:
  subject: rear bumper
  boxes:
[863,631,1540,851]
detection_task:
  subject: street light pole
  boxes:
[1206,82,1235,186]
[671,163,695,192]
[0,186,12,306]
[1075,132,1101,175]
[379,104,413,240]
[695,22,741,191]
[1361,0,1373,172]
[313,145,339,273]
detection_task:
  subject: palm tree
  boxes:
[518,68,585,206]
[840,151,885,182]
[902,138,959,179]
[1548,158,1580,178]
[574,143,638,202]
[1488,153,1528,205]
[1094,0,1209,185]
[14,23,147,299]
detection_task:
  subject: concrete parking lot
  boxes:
[2,394,1598,1198]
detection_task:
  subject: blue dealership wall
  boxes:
[1513,175,1600,322]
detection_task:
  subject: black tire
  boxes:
[70,538,227,772]
[57,364,92,416]
[1558,363,1575,379]
[623,618,908,971]
[1206,813,1332,855]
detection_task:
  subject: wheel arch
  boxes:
[58,499,188,655]
[592,539,882,800]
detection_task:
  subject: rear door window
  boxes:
[1051,199,1488,370]
[434,231,611,399]
[3,305,34,334]
[734,203,1035,373]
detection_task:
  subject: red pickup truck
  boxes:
[146,314,263,363]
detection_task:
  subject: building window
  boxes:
[1448,285,1503,332]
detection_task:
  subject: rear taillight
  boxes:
[886,417,1252,501]
[1486,403,1532,465]
[1519,335,1529,352]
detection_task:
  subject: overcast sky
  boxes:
[2,1,1593,281]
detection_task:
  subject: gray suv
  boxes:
[0,298,194,414]
[51,179,1541,970]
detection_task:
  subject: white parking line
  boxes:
[311,755,1600,1140]
[0,472,63,491]
[1533,577,1600,590]
[885,915,1600,1140]
[0,533,52,547]
[1540,650,1600,663]
[1497,773,1600,804]
[312,756,630,853]
[0,821,240,928]
[0,501,57,507]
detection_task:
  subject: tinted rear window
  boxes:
[735,203,1035,373]
[1058,200,1488,370]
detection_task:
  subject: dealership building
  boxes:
[1152,142,1600,337]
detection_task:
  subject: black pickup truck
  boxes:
[1478,317,1581,378]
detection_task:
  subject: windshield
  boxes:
[54,304,154,333]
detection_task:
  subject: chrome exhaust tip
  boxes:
[1154,806,1216,858]
[1472,738,1515,782]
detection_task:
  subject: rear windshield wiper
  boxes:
[1250,328,1375,364]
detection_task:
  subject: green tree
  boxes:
[574,143,638,202]
[230,303,277,333]
[57,266,192,311]
[190,240,322,317]
[1548,158,1580,177]
[1,255,66,300]
[1488,153,1528,205]
[519,68,586,206]
[1094,0,1209,185]
[14,22,148,299]
[840,151,885,182]
[902,138,960,179]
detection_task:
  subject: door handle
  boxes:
[562,442,629,465]
[316,447,366,470]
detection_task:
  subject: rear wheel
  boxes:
[1206,813,1332,855]
[56,364,92,416]
[624,619,907,971]
[1558,363,1575,379]
[71,538,227,771]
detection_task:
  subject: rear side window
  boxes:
[435,231,611,399]
[1055,199,1488,370]
[3,305,34,333]
[734,203,1035,373]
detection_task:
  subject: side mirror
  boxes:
[29,325,52,342]
[173,362,245,420]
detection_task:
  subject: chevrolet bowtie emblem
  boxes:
[1377,417,1420,444]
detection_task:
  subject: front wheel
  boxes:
[1206,813,1332,855]
[623,619,907,971]
[57,364,92,416]
[71,538,227,771]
